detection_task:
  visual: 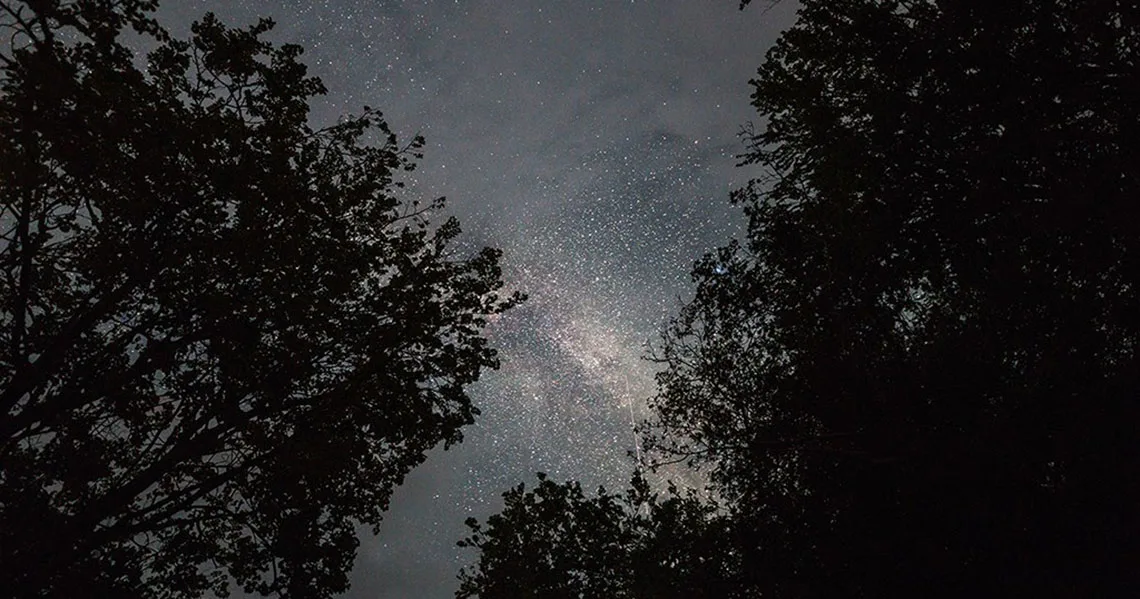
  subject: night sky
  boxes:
[158,2,796,596]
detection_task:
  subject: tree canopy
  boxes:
[651,0,1140,595]
[456,473,738,599]
[461,0,1140,596]
[0,1,519,597]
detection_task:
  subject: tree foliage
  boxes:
[456,473,738,599]
[649,0,1140,595]
[0,1,520,597]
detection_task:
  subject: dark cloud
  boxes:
[156,1,798,597]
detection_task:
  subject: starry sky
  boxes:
[157,1,797,597]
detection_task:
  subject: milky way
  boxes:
[157,2,797,596]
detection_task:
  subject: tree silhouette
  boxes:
[0,2,520,597]
[456,472,738,599]
[649,0,1140,595]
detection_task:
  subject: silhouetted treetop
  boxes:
[0,1,521,597]
[456,472,738,599]
[648,0,1139,595]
